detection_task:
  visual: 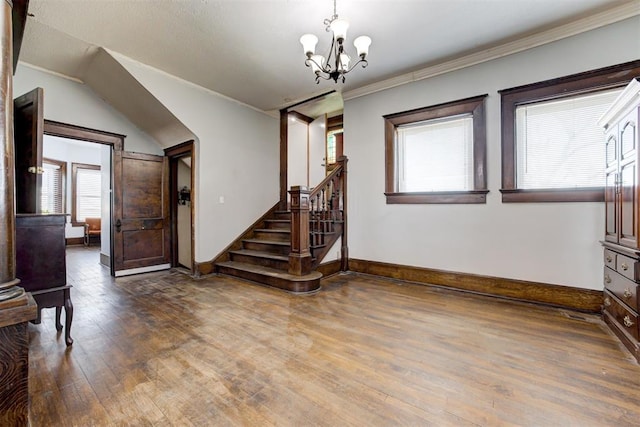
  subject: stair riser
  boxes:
[243,241,290,255]
[217,265,320,293]
[273,212,291,220]
[254,231,290,242]
[264,220,291,230]
[230,253,289,270]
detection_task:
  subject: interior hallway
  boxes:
[27,246,640,426]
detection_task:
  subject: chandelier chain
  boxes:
[323,0,339,31]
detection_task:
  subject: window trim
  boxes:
[71,162,101,226]
[383,94,489,204]
[41,157,66,214]
[499,60,640,203]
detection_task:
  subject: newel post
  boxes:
[288,186,312,275]
[338,156,348,271]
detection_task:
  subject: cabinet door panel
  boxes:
[620,161,637,248]
[606,133,617,168]
[605,171,618,242]
[621,119,636,160]
[619,111,638,248]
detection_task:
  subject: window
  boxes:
[72,163,101,224]
[41,158,66,214]
[500,60,640,202]
[326,131,339,164]
[383,94,488,204]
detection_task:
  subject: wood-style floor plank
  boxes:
[28,246,640,426]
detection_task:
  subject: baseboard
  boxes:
[348,259,603,313]
[317,259,342,278]
[100,253,110,268]
[65,237,84,246]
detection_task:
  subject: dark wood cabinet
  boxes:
[599,78,640,362]
[15,214,73,346]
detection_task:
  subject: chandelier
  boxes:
[299,0,371,84]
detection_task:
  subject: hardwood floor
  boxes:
[28,246,640,426]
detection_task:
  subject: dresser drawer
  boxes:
[604,249,616,270]
[604,291,639,341]
[603,267,638,311]
[615,253,639,281]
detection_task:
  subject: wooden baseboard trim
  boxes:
[317,260,342,278]
[65,237,84,246]
[348,259,603,313]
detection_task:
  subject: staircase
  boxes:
[215,157,348,293]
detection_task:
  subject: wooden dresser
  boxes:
[15,214,73,346]
[599,78,640,362]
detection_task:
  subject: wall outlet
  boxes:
[219,196,225,204]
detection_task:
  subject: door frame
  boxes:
[43,120,124,275]
[164,140,195,273]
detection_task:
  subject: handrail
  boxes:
[289,156,348,275]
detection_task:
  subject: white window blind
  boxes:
[76,167,101,222]
[515,89,622,189]
[41,161,63,213]
[396,115,473,192]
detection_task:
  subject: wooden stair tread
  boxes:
[243,238,289,246]
[217,261,322,281]
[229,249,288,261]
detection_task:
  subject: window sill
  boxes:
[385,190,489,204]
[499,187,603,203]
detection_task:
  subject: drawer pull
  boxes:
[623,288,633,299]
[622,262,629,271]
[604,297,611,307]
[606,255,613,263]
[624,315,634,328]
[604,275,611,284]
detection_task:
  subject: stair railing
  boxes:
[289,156,348,275]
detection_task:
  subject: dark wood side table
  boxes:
[15,214,73,346]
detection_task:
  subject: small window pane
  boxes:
[515,89,621,189]
[396,115,473,192]
[327,132,337,164]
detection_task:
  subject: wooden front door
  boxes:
[113,151,170,276]
[14,87,44,213]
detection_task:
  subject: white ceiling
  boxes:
[19,0,639,115]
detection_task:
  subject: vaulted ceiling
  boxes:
[19,0,639,115]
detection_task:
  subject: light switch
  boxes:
[219,196,225,204]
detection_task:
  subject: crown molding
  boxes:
[343,1,640,102]
[18,61,85,84]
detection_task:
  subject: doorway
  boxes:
[279,91,344,206]
[165,140,195,273]
[43,120,123,273]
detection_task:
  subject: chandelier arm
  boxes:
[342,58,368,74]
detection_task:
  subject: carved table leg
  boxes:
[55,306,63,331]
[64,289,73,346]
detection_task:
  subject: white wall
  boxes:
[345,17,640,290]
[288,118,308,188]
[14,64,163,155]
[111,52,279,263]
